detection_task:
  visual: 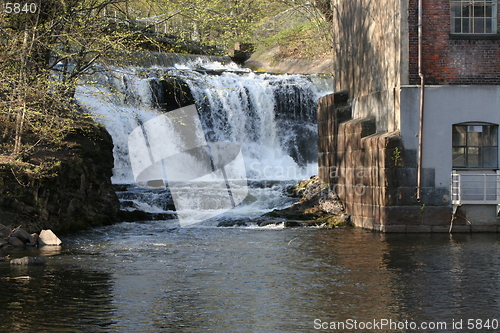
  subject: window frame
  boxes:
[452,123,499,169]
[450,0,498,36]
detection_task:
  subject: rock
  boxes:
[117,210,177,222]
[263,176,352,228]
[10,256,46,266]
[312,214,353,228]
[292,176,328,201]
[256,220,275,227]
[10,227,31,243]
[319,195,344,215]
[339,213,351,224]
[7,236,25,247]
[38,229,62,246]
[28,233,38,246]
[0,224,10,239]
[217,220,248,227]
[0,238,7,247]
[0,121,120,233]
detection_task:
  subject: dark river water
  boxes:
[1,224,500,332]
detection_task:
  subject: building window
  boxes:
[451,0,498,34]
[453,124,498,168]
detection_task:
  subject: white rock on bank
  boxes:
[38,229,62,246]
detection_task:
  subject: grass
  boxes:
[257,23,333,60]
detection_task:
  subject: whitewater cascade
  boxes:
[75,57,332,223]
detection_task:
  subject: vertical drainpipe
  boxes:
[417,0,425,201]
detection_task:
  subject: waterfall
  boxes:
[75,56,332,224]
[76,59,331,182]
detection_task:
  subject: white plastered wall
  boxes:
[400,85,500,189]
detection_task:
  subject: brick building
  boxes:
[319,0,500,232]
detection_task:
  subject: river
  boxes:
[1,57,498,332]
[1,226,500,332]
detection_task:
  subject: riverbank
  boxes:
[0,225,61,249]
[245,46,333,74]
[0,119,119,233]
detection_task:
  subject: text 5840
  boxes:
[3,2,38,14]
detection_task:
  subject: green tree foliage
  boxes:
[252,0,333,62]
[0,0,159,155]
[0,0,329,157]
[126,0,305,48]
[0,1,192,156]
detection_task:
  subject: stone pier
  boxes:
[318,91,457,232]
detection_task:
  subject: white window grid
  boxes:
[450,0,498,34]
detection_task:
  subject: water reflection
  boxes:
[0,256,114,332]
[38,245,63,256]
[380,233,500,325]
[2,228,500,332]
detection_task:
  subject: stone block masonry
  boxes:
[318,92,460,233]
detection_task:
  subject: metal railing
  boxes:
[452,170,500,205]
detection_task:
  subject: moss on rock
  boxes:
[265,176,353,228]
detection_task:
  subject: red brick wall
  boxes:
[409,0,500,85]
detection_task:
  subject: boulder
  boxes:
[11,227,31,243]
[29,233,39,246]
[38,229,62,246]
[217,219,249,227]
[117,210,177,222]
[264,176,353,228]
[0,224,10,239]
[0,121,119,233]
[7,236,25,247]
[0,238,7,247]
[10,256,46,266]
[319,194,344,215]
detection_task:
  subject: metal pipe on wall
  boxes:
[417,0,425,201]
